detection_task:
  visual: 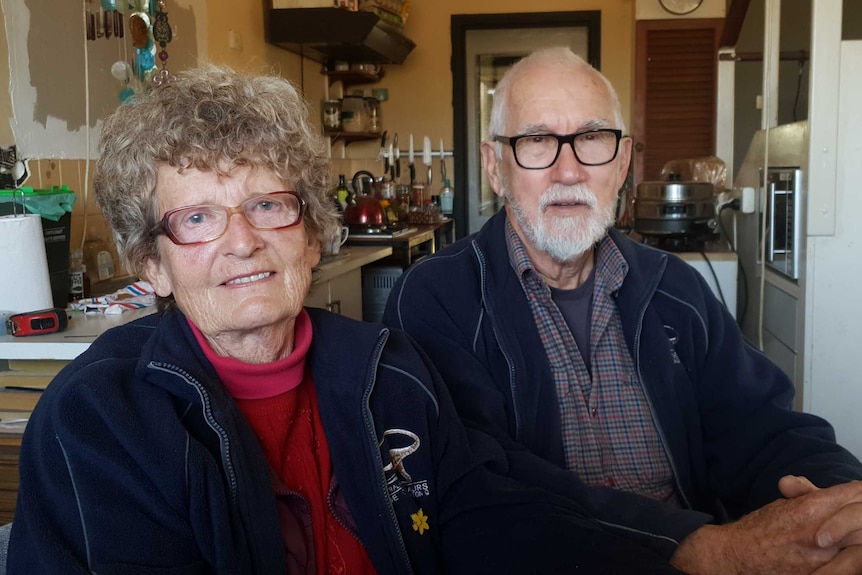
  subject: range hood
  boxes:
[267,8,416,65]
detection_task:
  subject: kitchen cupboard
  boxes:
[305,267,362,318]
[305,245,392,319]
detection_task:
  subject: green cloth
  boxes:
[0,185,76,221]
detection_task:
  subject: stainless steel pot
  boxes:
[634,180,717,237]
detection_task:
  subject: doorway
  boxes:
[451,12,601,238]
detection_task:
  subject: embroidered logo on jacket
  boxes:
[380,428,431,502]
[664,324,682,364]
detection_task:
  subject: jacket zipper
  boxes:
[362,331,414,574]
[473,241,523,441]
[326,480,363,543]
[147,362,239,503]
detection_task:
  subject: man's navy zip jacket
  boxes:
[8,305,688,574]
[383,210,862,559]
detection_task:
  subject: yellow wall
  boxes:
[382,0,635,149]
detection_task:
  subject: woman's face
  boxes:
[144,164,320,341]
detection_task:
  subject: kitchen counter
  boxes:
[312,245,392,284]
[346,223,450,267]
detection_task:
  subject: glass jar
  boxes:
[321,99,341,131]
[340,95,368,133]
[365,97,381,133]
[411,183,425,209]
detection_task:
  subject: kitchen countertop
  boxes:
[0,245,393,361]
[312,245,392,283]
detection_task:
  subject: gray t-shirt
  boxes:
[550,267,596,373]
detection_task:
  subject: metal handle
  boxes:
[767,181,776,263]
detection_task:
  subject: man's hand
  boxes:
[781,476,862,575]
[670,479,862,575]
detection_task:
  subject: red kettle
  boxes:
[344,170,388,226]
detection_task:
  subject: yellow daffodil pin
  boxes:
[411,508,429,535]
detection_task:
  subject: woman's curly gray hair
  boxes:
[94,64,337,281]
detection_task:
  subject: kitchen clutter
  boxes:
[70,280,155,315]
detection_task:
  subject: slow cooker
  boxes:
[634,180,718,239]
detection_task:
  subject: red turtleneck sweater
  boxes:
[189,311,376,574]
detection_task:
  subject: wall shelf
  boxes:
[324,131,380,146]
[324,69,385,88]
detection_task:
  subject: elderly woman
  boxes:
[8,66,684,575]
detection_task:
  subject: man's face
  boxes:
[481,63,632,263]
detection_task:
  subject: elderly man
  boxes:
[384,47,862,574]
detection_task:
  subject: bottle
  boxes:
[336,174,350,209]
[440,179,454,216]
[82,227,116,285]
[68,248,85,302]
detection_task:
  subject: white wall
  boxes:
[806,40,862,458]
[1,0,204,159]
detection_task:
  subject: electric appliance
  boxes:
[634,179,719,248]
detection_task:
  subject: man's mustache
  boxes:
[538,185,599,212]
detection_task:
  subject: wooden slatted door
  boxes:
[633,19,723,185]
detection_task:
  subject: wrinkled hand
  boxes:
[780,476,862,575]
[670,478,862,575]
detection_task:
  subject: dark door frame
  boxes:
[450,11,602,239]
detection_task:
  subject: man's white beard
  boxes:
[504,181,616,263]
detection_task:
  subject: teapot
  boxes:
[344,170,388,226]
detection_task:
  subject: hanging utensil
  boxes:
[423,136,433,187]
[439,138,447,183]
[388,138,395,186]
[379,131,389,176]
[393,133,400,184]
[408,133,415,184]
[376,130,388,162]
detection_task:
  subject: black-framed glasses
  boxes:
[152,191,306,246]
[494,129,624,170]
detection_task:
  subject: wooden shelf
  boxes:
[324,69,385,88]
[324,131,381,146]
